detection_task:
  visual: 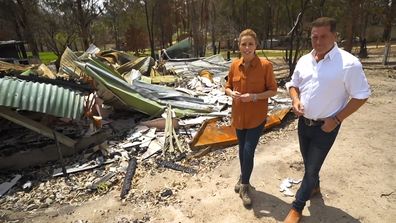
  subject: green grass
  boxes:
[27,51,58,64]
[39,52,58,64]
[256,50,286,58]
[216,49,286,59]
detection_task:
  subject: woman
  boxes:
[225,29,277,207]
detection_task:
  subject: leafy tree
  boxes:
[103,0,133,50]
[51,0,103,50]
[40,1,77,51]
[0,0,393,67]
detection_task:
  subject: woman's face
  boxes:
[239,35,256,60]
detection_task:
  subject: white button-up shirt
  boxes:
[286,44,371,120]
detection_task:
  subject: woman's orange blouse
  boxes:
[225,55,277,129]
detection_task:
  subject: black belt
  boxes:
[301,117,324,127]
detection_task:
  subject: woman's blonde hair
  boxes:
[238,29,258,45]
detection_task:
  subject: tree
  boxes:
[209,0,217,55]
[343,0,360,52]
[0,0,21,40]
[173,0,189,41]
[0,0,41,59]
[142,0,158,58]
[382,0,395,65]
[156,0,173,49]
[285,0,310,77]
[124,24,149,55]
[41,13,77,68]
[52,0,103,50]
[212,0,239,53]
[103,0,132,50]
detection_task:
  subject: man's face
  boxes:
[311,25,337,55]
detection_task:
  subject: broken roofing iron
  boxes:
[0,76,86,120]
[75,57,221,117]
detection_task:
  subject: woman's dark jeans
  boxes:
[236,123,265,184]
[292,117,341,212]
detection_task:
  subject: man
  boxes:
[284,17,371,223]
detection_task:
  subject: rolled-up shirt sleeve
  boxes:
[344,62,371,99]
[225,63,234,91]
[285,65,301,90]
[265,62,278,91]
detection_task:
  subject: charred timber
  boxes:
[156,159,197,174]
[120,157,137,199]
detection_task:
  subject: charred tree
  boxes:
[189,0,203,57]
[383,0,395,65]
[343,0,360,53]
[15,0,40,59]
[143,0,157,59]
[210,1,217,55]
[285,0,310,78]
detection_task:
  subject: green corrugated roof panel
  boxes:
[0,76,85,119]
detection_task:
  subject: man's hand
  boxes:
[292,99,304,117]
[321,117,339,133]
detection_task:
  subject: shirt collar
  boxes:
[310,42,339,61]
[237,55,260,68]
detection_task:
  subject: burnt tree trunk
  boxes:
[383,0,394,65]
[16,0,39,59]
[286,0,310,78]
[143,0,157,59]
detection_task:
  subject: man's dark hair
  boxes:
[311,17,336,33]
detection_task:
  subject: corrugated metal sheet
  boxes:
[59,47,83,79]
[0,76,85,119]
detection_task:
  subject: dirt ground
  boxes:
[1,54,396,223]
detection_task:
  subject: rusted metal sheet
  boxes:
[189,117,237,150]
[265,108,291,129]
[189,108,291,150]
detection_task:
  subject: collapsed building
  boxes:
[0,44,292,210]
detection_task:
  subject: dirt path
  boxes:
[3,68,396,223]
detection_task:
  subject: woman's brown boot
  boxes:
[239,184,252,207]
[234,177,242,193]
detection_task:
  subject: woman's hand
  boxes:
[240,93,253,102]
[231,90,241,100]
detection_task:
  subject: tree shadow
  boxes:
[250,189,361,223]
